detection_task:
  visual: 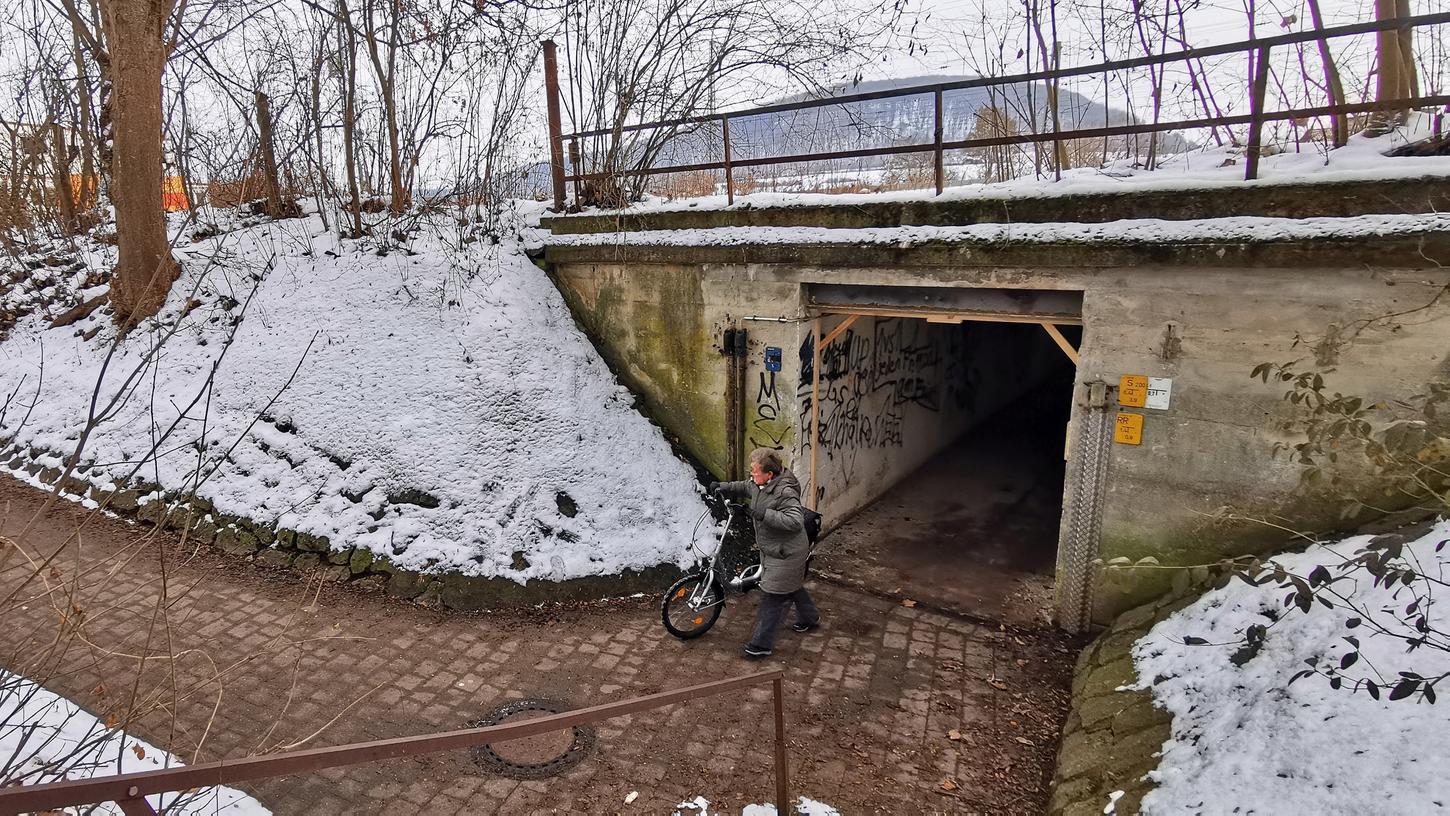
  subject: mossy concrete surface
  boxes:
[543,213,1450,627]
[1048,590,1200,816]
[547,261,730,476]
[541,175,1450,235]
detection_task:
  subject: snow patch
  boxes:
[674,796,840,815]
[0,670,268,814]
[1132,520,1450,815]
[0,210,711,581]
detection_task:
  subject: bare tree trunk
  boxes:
[306,29,332,232]
[1099,0,1109,164]
[337,0,363,237]
[362,0,408,215]
[1049,7,1068,175]
[99,0,178,327]
[71,29,97,213]
[1375,0,1408,119]
[254,91,284,217]
[50,124,78,235]
[1305,0,1348,146]
[1395,0,1418,98]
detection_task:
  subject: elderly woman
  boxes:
[710,448,821,659]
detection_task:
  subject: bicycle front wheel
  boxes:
[661,573,723,640]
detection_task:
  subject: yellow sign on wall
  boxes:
[1114,412,1144,445]
[1119,375,1148,408]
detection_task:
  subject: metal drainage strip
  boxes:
[468,698,597,779]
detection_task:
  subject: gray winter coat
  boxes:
[718,469,811,594]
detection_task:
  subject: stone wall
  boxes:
[1047,593,1190,815]
[2,443,680,611]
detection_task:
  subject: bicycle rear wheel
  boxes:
[661,573,723,639]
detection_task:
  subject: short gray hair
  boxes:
[749,448,786,476]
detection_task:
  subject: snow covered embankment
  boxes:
[1132,520,1450,814]
[0,209,711,583]
[1,669,267,815]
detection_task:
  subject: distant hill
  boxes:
[527,74,1194,196]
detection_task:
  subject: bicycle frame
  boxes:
[685,501,745,610]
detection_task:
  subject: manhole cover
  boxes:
[468,698,595,779]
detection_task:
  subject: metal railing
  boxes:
[543,12,1450,210]
[0,670,791,815]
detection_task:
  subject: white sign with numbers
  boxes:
[1146,377,1173,410]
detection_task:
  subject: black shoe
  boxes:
[742,644,773,659]
[792,621,820,633]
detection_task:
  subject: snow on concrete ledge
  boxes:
[576,112,1450,217]
[540,212,1450,250]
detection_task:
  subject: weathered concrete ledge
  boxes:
[541,175,1450,234]
[1048,592,1188,816]
[1,443,683,612]
[541,232,1450,271]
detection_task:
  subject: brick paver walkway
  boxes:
[0,477,1074,814]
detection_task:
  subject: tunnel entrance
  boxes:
[801,285,1081,627]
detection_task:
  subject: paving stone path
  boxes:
[0,477,1076,814]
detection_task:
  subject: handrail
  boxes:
[0,670,790,816]
[542,12,1450,208]
[560,11,1450,140]
[559,95,1450,183]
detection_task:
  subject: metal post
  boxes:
[116,790,157,816]
[723,326,740,481]
[1244,45,1272,181]
[808,317,822,510]
[723,117,735,205]
[568,139,582,204]
[1060,380,1111,633]
[541,40,567,211]
[933,88,944,195]
[773,677,790,813]
[735,328,748,479]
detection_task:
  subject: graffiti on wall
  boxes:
[796,318,975,495]
[748,371,790,450]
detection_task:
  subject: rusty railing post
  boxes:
[1245,44,1272,181]
[116,787,157,816]
[568,138,582,204]
[933,88,944,195]
[773,675,789,812]
[541,39,567,211]
[723,117,735,205]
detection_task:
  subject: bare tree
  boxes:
[97,0,179,327]
[557,0,906,207]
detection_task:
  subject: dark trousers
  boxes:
[747,587,820,651]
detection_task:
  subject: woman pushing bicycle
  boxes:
[709,448,821,659]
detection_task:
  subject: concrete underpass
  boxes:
[800,307,1081,625]
[540,175,1450,629]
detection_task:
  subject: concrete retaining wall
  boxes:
[544,230,1450,625]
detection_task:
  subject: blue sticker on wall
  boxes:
[764,346,782,372]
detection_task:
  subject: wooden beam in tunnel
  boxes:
[808,317,822,510]
[1040,322,1080,365]
[814,305,1082,326]
[820,314,860,349]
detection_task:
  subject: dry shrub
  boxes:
[651,170,721,200]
